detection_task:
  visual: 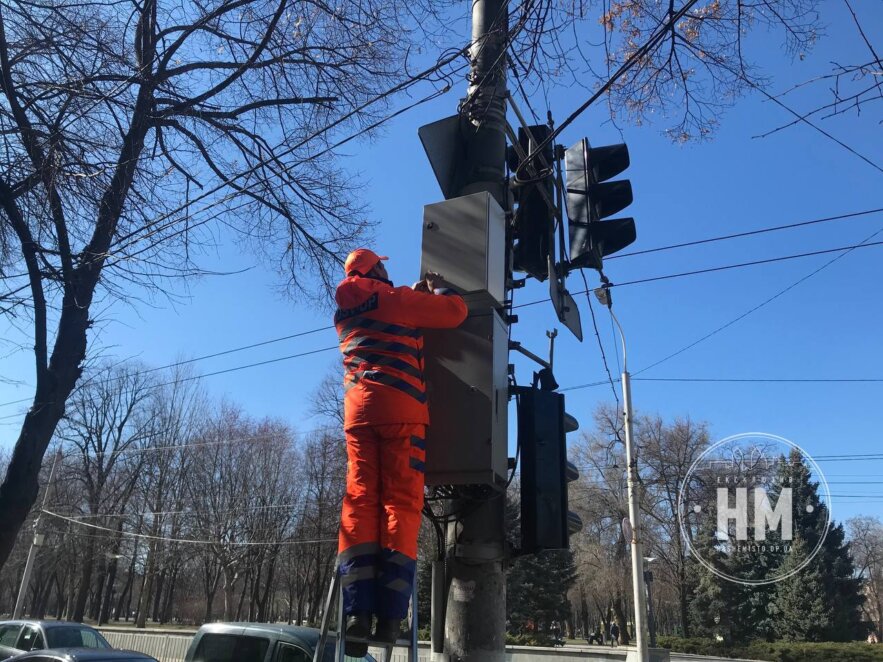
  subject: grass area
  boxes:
[658,636,883,661]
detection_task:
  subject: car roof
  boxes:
[195,624,376,661]
[11,650,155,661]
[65,649,155,661]
[197,622,321,647]
[0,621,100,630]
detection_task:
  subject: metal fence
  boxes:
[100,630,191,662]
[99,628,669,662]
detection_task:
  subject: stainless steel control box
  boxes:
[420,192,509,488]
[420,192,506,308]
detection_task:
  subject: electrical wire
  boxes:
[0,346,338,423]
[632,224,883,375]
[52,500,327,521]
[608,208,883,260]
[581,271,619,405]
[103,46,473,258]
[5,207,880,410]
[613,240,883,287]
[107,79,463,265]
[42,509,335,546]
[633,377,883,383]
[109,5,526,262]
[560,376,883,392]
[513,237,883,312]
[514,0,702,176]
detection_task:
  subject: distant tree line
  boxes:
[2,367,881,646]
[0,361,346,626]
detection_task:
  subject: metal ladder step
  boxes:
[313,563,419,662]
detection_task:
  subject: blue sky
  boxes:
[1,2,881,523]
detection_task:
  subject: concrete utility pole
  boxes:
[13,449,62,619]
[441,1,508,660]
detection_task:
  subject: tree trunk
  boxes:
[679,570,690,637]
[257,556,277,622]
[54,573,65,620]
[161,567,178,624]
[223,566,238,621]
[613,593,630,645]
[136,540,158,628]
[0,400,67,571]
[99,557,119,625]
[152,567,166,622]
[91,555,107,621]
[296,589,304,627]
[235,565,251,621]
[36,571,55,618]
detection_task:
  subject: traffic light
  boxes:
[564,138,637,272]
[508,125,555,280]
[517,386,583,553]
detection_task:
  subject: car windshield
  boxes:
[45,626,111,649]
[192,634,270,662]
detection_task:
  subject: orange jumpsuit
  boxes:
[335,274,467,620]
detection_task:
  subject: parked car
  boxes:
[7,650,157,662]
[0,622,111,661]
[184,623,377,662]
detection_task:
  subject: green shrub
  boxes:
[506,632,545,646]
[658,637,883,662]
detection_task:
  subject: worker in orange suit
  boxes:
[335,248,467,656]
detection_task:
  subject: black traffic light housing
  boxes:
[508,125,555,280]
[517,387,582,553]
[564,138,637,272]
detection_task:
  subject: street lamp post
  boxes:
[596,287,648,662]
[13,449,61,619]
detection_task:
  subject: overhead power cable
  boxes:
[560,376,883,391]
[514,238,883,313]
[102,47,472,260]
[632,377,883,383]
[515,0,702,173]
[581,271,620,405]
[42,509,335,546]
[613,240,883,287]
[5,206,878,410]
[4,235,880,417]
[633,224,883,375]
[609,208,883,260]
[0,346,337,420]
[703,48,883,176]
[108,8,529,262]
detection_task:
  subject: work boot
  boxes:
[373,618,401,644]
[344,612,371,657]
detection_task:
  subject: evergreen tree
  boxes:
[818,522,864,641]
[507,549,577,638]
[770,451,864,641]
[688,449,864,643]
[770,537,832,641]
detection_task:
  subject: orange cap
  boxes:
[344,248,388,276]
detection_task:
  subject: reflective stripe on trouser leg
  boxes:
[337,543,381,617]
[378,548,417,620]
[339,427,383,616]
[376,423,426,619]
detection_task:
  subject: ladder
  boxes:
[313,564,419,662]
